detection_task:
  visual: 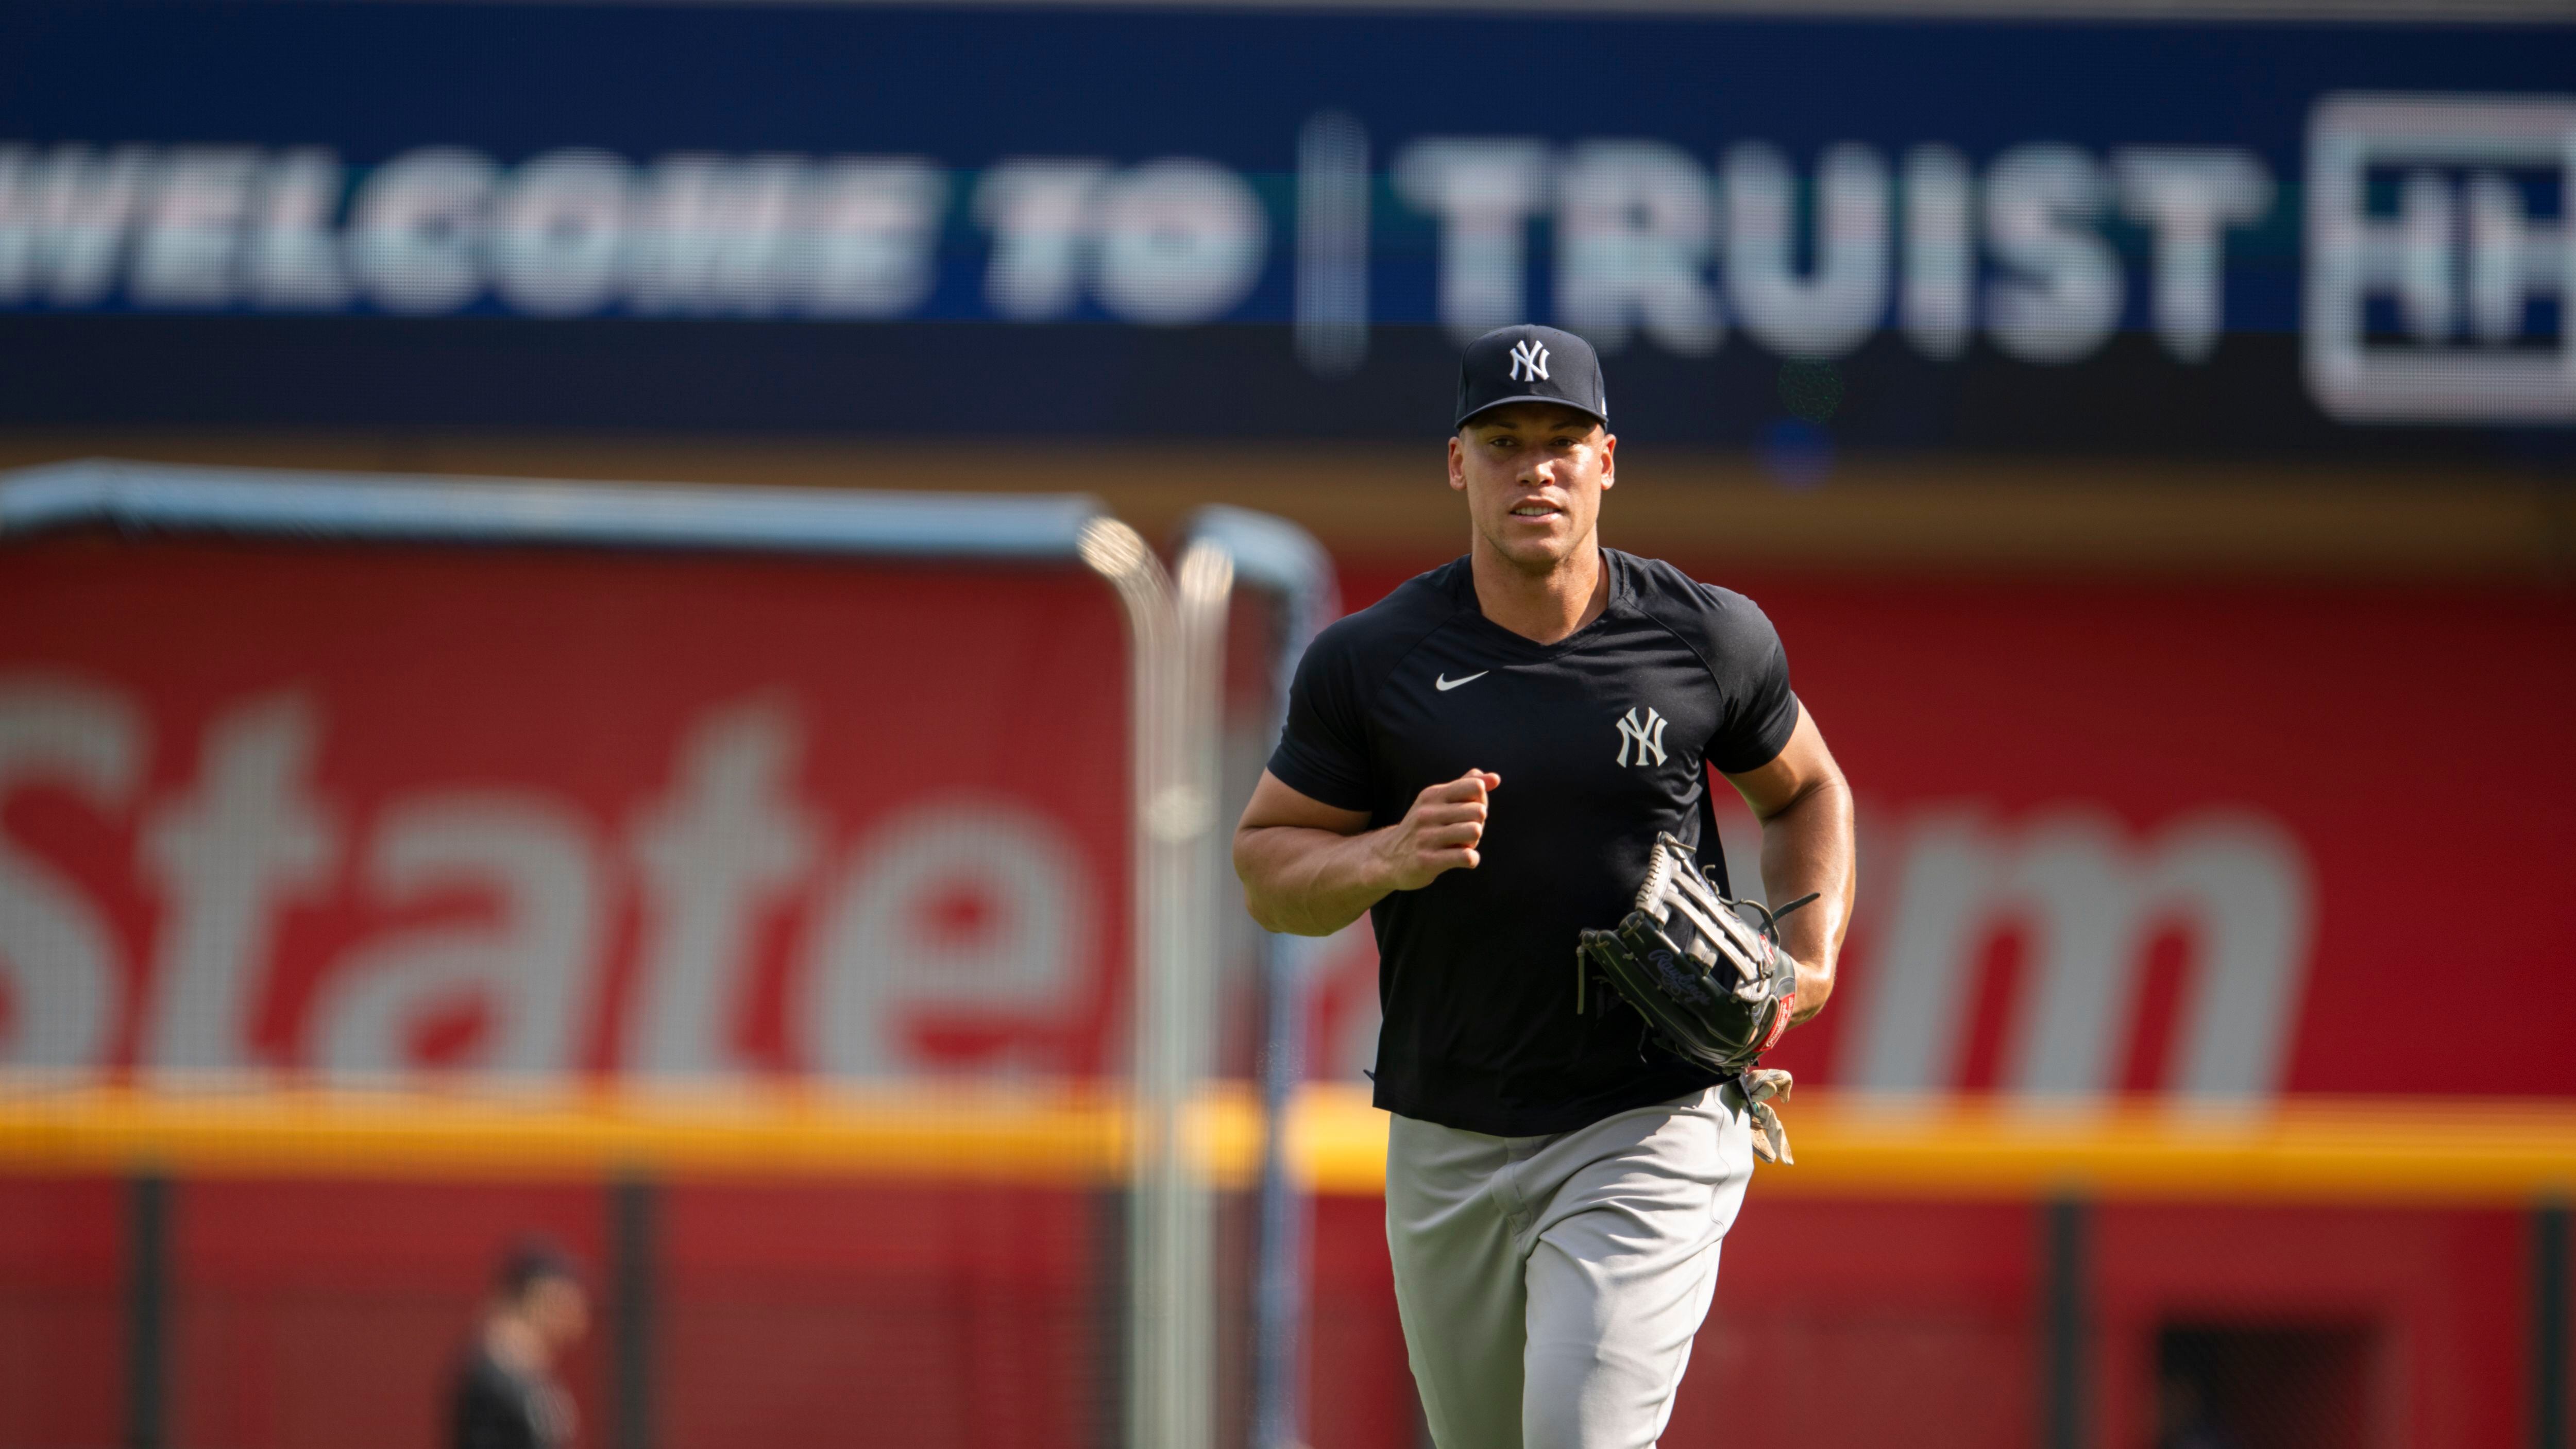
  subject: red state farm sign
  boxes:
[0,537,1131,1083]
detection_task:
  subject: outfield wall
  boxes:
[6,1090,2572,1449]
[6,512,2567,1103]
[3,471,2570,1449]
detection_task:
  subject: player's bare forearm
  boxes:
[1233,768,1499,936]
[1723,706,1856,1026]
[1758,775,1854,1023]
[1234,822,1405,935]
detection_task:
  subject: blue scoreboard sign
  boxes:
[2,3,2571,452]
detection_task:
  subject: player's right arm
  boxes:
[1232,769,1499,936]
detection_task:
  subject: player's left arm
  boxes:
[1720,702,1854,1026]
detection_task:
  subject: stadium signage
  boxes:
[6,541,2573,1101]
[2,91,2568,423]
[0,667,2324,1104]
[0,541,1137,1086]
[0,678,1107,1082]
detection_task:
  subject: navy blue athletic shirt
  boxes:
[1268,548,1800,1136]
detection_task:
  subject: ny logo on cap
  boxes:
[1509,338,1550,382]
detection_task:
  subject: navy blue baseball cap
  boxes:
[1453,325,1608,430]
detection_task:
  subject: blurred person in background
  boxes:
[451,1239,588,1449]
[2157,1370,2240,1449]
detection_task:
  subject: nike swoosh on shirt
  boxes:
[1434,671,1489,691]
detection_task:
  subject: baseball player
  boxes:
[1232,325,1856,1448]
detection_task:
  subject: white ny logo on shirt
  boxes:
[1615,707,1668,767]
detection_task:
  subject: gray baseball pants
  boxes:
[1385,1085,1757,1449]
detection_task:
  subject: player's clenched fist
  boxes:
[1377,770,1500,891]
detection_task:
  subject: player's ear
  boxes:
[1600,431,1616,490]
[1447,433,1467,492]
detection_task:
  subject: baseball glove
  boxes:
[1577,831,1817,1163]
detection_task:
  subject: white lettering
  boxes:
[798,157,948,318]
[489,149,630,317]
[1391,138,1550,343]
[628,153,803,315]
[0,681,142,1072]
[139,695,337,1079]
[1303,924,1380,1083]
[976,159,1111,321]
[2391,172,2460,340]
[347,147,496,315]
[1090,158,1268,326]
[2132,815,2312,1102]
[130,147,259,308]
[1983,145,2122,364]
[1849,806,2313,1107]
[1725,142,1890,360]
[1846,807,1988,1097]
[625,702,820,1077]
[313,794,603,1080]
[0,144,153,305]
[245,149,351,310]
[2114,148,2273,361]
[2468,169,2548,343]
[1554,141,1719,355]
[803,799,1093,1077]
[1902,145,1974,360]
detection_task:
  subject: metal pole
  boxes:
[1142,538,1230,1449]
[2537,1201,2569,1449]
[1177,506,1336,1449]
[2043,1197,2089,1449]
[613,1177,657,1449]
[126,1173,169,1449]
[1082,518,1203,1449]
[1096,1184,1132,1449]
[1249,931,1311,1449]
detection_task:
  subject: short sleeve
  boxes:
[1703,594,1801,775]
[1266,622,1375,811]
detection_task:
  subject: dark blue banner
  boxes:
[2,3,2572,453]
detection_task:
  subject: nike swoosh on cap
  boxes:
[1435,671,1489,691]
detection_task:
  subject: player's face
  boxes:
[523,1276,591,1349]
[1448,403,1616,573]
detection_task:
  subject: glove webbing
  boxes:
[1574,870,1819,1015]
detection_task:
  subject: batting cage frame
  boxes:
[0,458,1331,1449]
[1173,507,1337,1449]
